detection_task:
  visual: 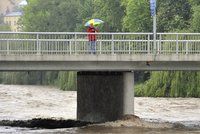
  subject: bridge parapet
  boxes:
[1,32,200,56]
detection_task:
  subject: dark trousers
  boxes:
[89,41,96,54]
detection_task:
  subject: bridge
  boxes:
[1,32,200,122]
[1,32,200,71]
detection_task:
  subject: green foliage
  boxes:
[0,71,76,91]
[157,0,192,32]
[21,0,80,32]
[0,25,11,31]
[21,0,125,32]
[136,71,200,98]
[191,5,200,32]
[123,0,151,32]
[1,72,29,85]
[75,0,95,31]
[188,0,200,6]
[93,0,125,32]
[58,71,77,91]
[42,72,59,85]
[135,83,145,97]
[142,72,169,97]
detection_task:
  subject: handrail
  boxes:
[1,32,200,35]
[0,32,200,55]
[0,32,153,35]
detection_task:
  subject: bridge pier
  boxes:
[77,71,134,123]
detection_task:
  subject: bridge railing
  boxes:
[157,33,200,55]
[0,32,200,55]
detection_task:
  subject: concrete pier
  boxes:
[77,71,134,123]
[123,72,134,115]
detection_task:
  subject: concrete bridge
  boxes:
[1,32,200,122]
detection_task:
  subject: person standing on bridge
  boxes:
[87,23,98,54]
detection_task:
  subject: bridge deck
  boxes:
[0,32,200,70]
[0,54,200,61]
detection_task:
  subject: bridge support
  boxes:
[77,71,134,122]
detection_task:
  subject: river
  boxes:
[0,85,199,134]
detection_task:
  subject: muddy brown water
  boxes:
[0,125,200,134]
[0,85,199,134]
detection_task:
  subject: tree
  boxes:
[75,0,95,31]
[58,71,77,91]
[157,0,192,32]
[188,0,200,6]
[92,0,125,32]
[21,0,80,32]
[123,0,151,32]
[135,71,200,98]
[191,5,200,32]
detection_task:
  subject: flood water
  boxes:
[1,126,200,134]
[0,85,199,134]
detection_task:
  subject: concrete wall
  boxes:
[0,55,200,71]
[77,72,124,122]
[1,54,200,62]
[0,61,200,71]
[123,72,134,115]
[77,71,134,123]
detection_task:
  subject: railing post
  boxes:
[153,34,157,56]
[100,40,102,54]
[36,33,41,55]
[158,34,161,54]
[186,41,188,54]
[69,41,72,55]
[176,34,179,54]
[153,25,157,56]
[6,40,9,55]
[112,34,114,54]
[75,33,77,54]
[147,34,150,54]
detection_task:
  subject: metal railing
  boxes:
[0,32,200,55]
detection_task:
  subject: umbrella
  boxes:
[84,19,104,26]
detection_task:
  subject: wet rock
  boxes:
[0,118,91,129]
[121,114,140,121]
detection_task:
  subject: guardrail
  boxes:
[0,32,200,55]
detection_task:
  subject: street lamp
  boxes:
[150,0,157,54]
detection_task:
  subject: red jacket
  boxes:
[87,27,98,41]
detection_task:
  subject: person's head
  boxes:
[89,23,94,28]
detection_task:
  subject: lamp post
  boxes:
[153,13,156,53]
[150,0,157,54]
